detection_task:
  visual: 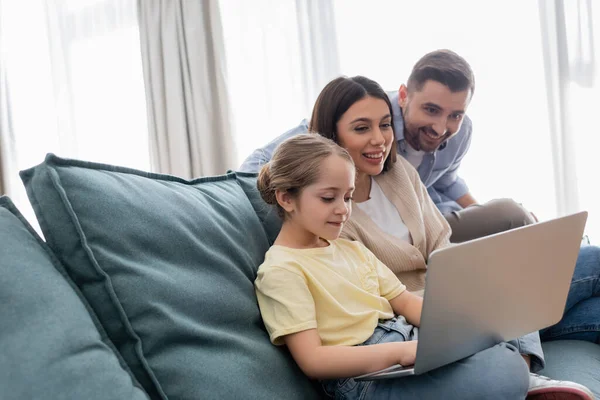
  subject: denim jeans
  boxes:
[321,317,529,400]
[540,244,600,343]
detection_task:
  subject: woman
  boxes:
[309,76,451,291]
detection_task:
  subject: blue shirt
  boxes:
[238,92,472,214]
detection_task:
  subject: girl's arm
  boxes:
[389,290,423,327]
[283,329,417,379]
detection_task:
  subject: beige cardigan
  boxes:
[341,157,452,292]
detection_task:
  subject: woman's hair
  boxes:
[308,75,397,172]
[257,134,354,218]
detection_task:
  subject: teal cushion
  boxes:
[20,154,319,400]
[0,196,149,400]
[541,340,600,398]
[234,171,282,245]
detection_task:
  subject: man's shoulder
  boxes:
[266,119,310,145]
[238,119,309,172]
[441,115,472,155]
[454,115,473,140]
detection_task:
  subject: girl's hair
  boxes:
[308,75,397,172]
[257,134,354,218]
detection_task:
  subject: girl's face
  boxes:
[284,155,355,245]
[335,96,394,177]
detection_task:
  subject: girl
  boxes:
[254,134,529,399]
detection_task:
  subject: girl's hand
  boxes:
[285,329,419,379]
[396,340,418,366]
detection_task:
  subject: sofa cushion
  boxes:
[0,196,149,400]
[541,340,600,398]
[234,171,282,245]
[20,154,320,400]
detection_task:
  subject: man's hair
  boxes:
[407,49,475,96]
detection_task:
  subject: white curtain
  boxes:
[0,1,13,196]
[295,0,341,114]
[219,0,340,166]
[138,0,237,178]
[539,0,600,239]
[0,0,148,224]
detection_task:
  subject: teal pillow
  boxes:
[234,171,282,245]
[21,154,319,400]
[0,196,149,400]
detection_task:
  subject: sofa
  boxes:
[1,153,599,400]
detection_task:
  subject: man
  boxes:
[239,50,536,243]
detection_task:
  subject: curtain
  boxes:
[295,0,340,113]
[137,0,236,178]
[0,2,9,196]
[0,0,15,197]
[0,65,12,197]
[539,0,600,239]
[219,0,340,166]
[0,0,148,224]
[43,0,149,168]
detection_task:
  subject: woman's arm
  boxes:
[389,290,423,327]
[284,329,417,379]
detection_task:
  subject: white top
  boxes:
[356,179,412,243]
[404,142,425,169]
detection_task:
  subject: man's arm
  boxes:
[431,118,473,206]
[456,192,477,208]
[238,120,309,172]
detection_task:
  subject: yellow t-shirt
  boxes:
[255,239,406,346]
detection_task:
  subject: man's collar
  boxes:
[388,91,405,141]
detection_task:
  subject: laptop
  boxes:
[355,211,588,381]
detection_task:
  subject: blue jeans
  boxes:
[321,318,529,400]
[540,245,600,343]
